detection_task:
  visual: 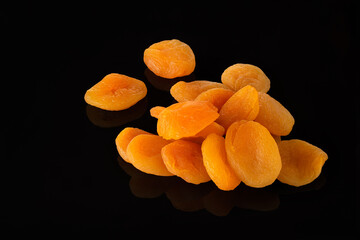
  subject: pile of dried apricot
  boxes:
[85,39,328,191]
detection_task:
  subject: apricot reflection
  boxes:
[144,68,196,91]
[120,157,325,216]
[86,97,147,128]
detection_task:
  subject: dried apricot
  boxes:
[225,120,282,188]
[170,80,229,102]
[150,106,166,118]
[126,134,174,176]
[143,39,195,79]
[277,139,328,187]
[221,63,270,92]
[217,85,259,130]
[272,134,282,144]
[202,133,241,191]
[84,73,147,111]
[178,122,225,145]
[150,107,224,139]
[161,140,211,184]
[255,92,295,136]
[115,127,151,162]
[195,122,225,138]
[194,88,234,111]
[157,101,219,140]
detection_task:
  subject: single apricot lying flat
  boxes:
[277,139,328,187]
[115,127,152,162]
[161,140,211,184]
[255,92,295,136]
[217,85,259,130]
[194,88,235,111]
[202,134,241,191]
[157,101,219,140]
[225,120,282,188]
[150,107,224,139]
[143,39,195,79]
[126,134,174,176]
[84,73,147,111]
[221,63,270,92]
[170,80,230,102]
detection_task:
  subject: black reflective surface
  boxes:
[3,1,357,237]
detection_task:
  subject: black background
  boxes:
[2,1,358,237]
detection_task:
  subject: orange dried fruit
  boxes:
[143,39,195,79]
[221,63,270,92]
[115,127,152,162]
[150,106,166,118]
[194,88,234,111]
[272,134,282,144]
[84,73,147,111]
[202,133,241,191]
[161,140,211,184]
[225,120,282,188]
[195,122,225,138]
[255,92,295,136]
[150,107,224,138]
[179,122,225,145]
[216,85,259,130]
[126,134,174,176]
[277,139,328,187]
[170,80,230,102]
[157,101,219,140]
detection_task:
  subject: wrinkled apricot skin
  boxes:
[157,101,219,140]
[161,140,211,184]
[255,92,295,136]
[170,80,230,102]
[217,85,259,130]
[84,73,147,111]
[221,63,270,93]
[277,139,328,187]
[143,39,195,79]
[202,134,241,191]
[126,134,174,176]
[225,121,282,188]
[194,88,234,111]
[115,127,152,162]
